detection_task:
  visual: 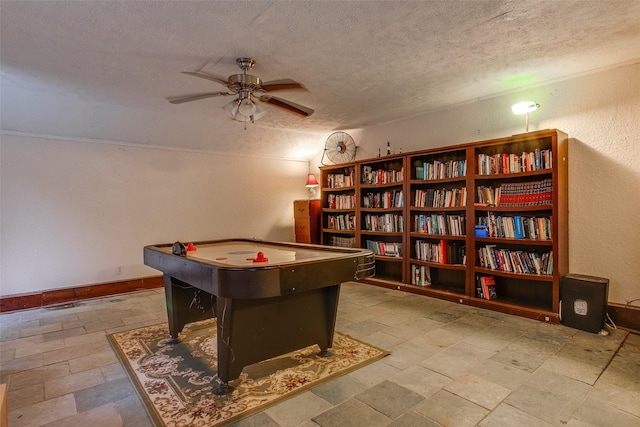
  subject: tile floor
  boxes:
[1,282,639,426]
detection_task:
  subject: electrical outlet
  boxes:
[115,266,122,275]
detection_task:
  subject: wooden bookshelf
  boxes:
[320,129,568,322]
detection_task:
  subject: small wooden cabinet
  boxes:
[294,199,321,244]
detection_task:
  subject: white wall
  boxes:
[3,63,639,307]
[0,135,309,296]
[348,62,640,306]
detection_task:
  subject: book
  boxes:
[481,276,497,300]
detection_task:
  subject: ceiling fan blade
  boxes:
[167,92,231,104]
[181,71,229,87]
[260,79,306,92]
[259,95,314,117]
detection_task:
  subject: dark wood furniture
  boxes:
[294,199,321,244]
[143,238,374,394]
[320,129,568,323]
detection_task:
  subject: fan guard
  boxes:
[322,132,357,165]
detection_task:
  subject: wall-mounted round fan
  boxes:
[322,132,357,165]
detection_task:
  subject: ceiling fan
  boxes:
[167,58,314,125]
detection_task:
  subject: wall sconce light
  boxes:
[305,173,319,199]
[511,101,540,133]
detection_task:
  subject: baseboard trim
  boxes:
[607,303,640,334]
[0,276,164,313]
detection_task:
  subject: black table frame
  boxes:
[144,238,374,394]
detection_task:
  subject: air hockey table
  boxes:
[143,238,375,394]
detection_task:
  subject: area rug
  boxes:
[108,319,388,426]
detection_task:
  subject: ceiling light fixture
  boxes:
[511,101,540,132]
[222,92,266,129]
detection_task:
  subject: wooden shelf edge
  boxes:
[469,297,559,323]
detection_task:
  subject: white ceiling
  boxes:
[2,1,640,160]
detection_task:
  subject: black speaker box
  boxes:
[560,274,609,334]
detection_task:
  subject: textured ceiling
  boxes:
[2,1,640,160]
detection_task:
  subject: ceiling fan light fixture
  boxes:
[238,98,257,116]
[222,99,240,118]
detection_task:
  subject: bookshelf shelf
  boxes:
[320,129,567,322]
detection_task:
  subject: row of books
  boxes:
[414,239,466,264]
[362,213,404,232]
[365,240,402,257]
[478,245,553,275]
[476,179,552,206]
[414,187,467,208]
[326,171,355,188]
[413,214,465,236]
[411,264,431,286]
[362,166,404,185]
[477,148,552,175]
[327,193,356,209]
[326,214,356,230]
[475,275,497,300]
[328,236,356,248]
[477,213,552,240]
[415,159,467,180]
[362,190,404,208]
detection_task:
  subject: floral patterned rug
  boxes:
[108,319,388,426]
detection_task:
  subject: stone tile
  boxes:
[445,373,511,410]
[122,312,159,325]
[311,372,369,405]
[42,326,87,342]
[339,319,386,339]
[114,393,154,427]
[347,359,401,387]
[381,322,430,342]
[6,382,44,411]
[469,358,531,390]
[420,342,495,379]
[479,402,555,427]
[462,325,524,352]
[590,372,640,417]
[63,330,106,347]
[8,393,77,427]
[44,367,105,399]
[42,402,122,427]
[0,353,43,376]
[490,347,548,373]
[572,394,640,427]
[413,389,489,427]
[390,365,451,398]
[540,355,603,385]
[8,361,69,390]
[414,325,466,350]
[68,349,119,374]
[424,310,464,324]
[355,380,424,419]
[312,397,391,427]
[74,377,136,413]
[19,322,63,338]
[524,368,591,402]
[14,337,66,358]
[232,411,280,427]
[43,339,112,367]
[505,384,581,426]
[359,330,404,350]
[387,411,442,427]
[381,346,427,370]
[101,361,128,382]
[265,390,333,426]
